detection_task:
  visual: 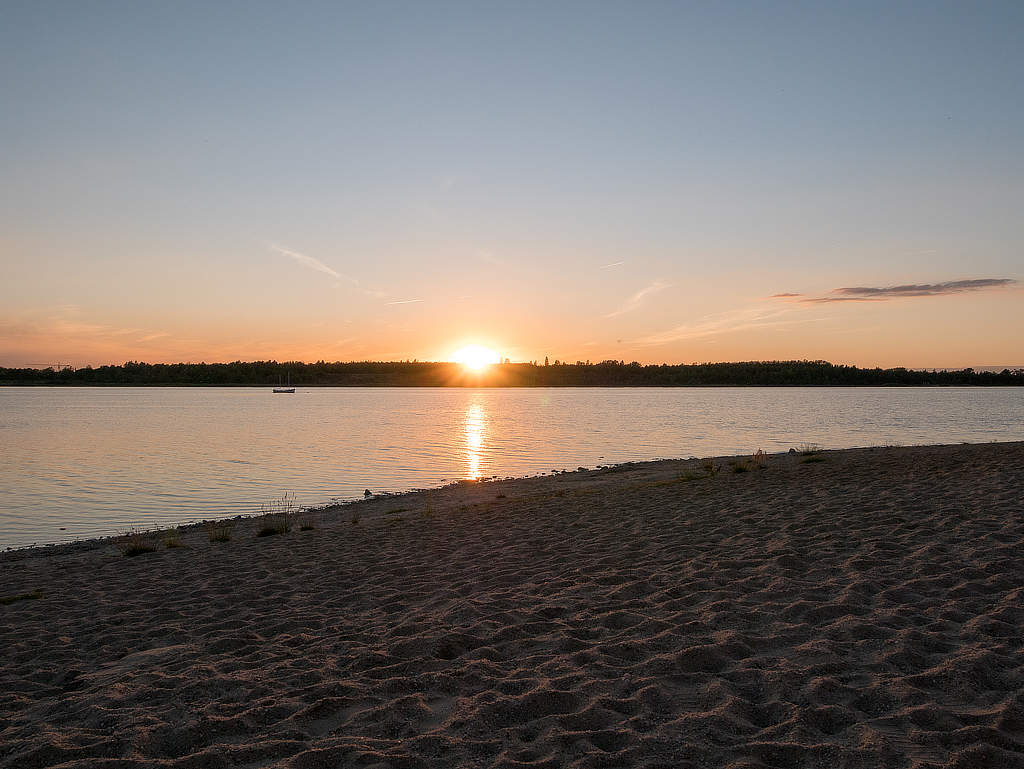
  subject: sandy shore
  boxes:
[2,442,1023,768]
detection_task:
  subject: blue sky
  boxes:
[2,1,1021,366]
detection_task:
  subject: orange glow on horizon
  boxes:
[452,344,500,372]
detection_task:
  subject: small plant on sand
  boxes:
[118,529,157,557]
[298,512,318,531]
[256,493,297,537]
[162,528,183,548]
[205,520,233,543]
[422,491,435,518]
[256,514,290,537]
[677,470,703,482]
[730,461,750,474]
[797,442,822,456]
[351,511,361,525]
[1,590,43,606]
[700,458,720,477]
[751,449,768,469]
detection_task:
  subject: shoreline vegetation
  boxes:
[2,441,1022,767]
[2,359,1022,387]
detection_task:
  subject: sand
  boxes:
[2,442,1023,768]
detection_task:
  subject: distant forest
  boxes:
[2,360,1022,386]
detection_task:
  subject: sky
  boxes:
[1,1,1022,369]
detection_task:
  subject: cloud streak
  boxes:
[606,279,670,318]
[270,243,393,299]
[636,306,805,345]
[270,244,343,280]
[792,278,1016,304]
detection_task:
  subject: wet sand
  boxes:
[2,442,1023,768]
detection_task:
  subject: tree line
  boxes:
[1,360,1021,386]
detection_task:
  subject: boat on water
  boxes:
[273,373,295,393]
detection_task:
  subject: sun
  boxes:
[452,344,500,371]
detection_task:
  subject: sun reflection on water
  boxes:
[464,401,486,479]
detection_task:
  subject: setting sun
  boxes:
[452,345,500,371]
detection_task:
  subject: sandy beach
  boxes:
[2,441,1023,768]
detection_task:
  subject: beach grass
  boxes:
[255,493,298,537]
[162,528,183,548]
[205,520,233,543]
[256,515,291,536]
[117,530,157,557]
[297,507,320,531]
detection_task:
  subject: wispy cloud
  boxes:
[477,250,505,266]
[600,261,625,269]
[270,244,343,280]
[270,243,395,299]
[605,279,670,318]
[799,278,1016,303]
[385,299,424,305]
[636,306,812,345]
[771,292,802,298]
[0,306,175,364]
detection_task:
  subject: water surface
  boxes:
[2,386,1021,548]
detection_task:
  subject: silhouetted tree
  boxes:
[1,360,1019,387]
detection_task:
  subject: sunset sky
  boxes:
[2,1,1021,369]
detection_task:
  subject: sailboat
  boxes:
[273,372,295,393]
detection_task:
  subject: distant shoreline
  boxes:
[4,382,1024,388]
[2,359,1022,387]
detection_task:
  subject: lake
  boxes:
[2,386,1021,548]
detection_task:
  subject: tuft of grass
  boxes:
[731,462,750,474]
[801,454,826,464]
[118,529,156,557]
[205,520,233,543]
[422,491,435,518]
[751,449,768,469]
[678,470,703,482]
[798,442,822,456]
[162,528,183,548]
[255,493,297,537]
[256,515,290,537]
[700,458,720,477]
[1,590,43,606]
[351,512,361,525]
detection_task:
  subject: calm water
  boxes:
[2,386,1021,548]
